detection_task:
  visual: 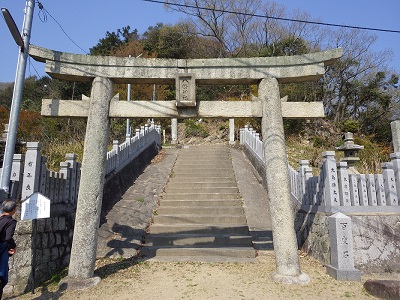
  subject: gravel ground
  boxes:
[9,251,399,300]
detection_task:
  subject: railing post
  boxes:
[298,160,310,205]
[21,142,42,200]
[357,174,369,206]
[60,161,70,203]
[9,154,24,200]
[113,140,119,170]
[390,153,400,198]
[381,162,398,205]
[65,154,78,204]
[375,174,387,206]
[322,151,340,207]
[337,161,351,206]
[349,174,360,206]
[366,174,377,206]
[39,156,48,196]
[239,128,244,145]
[140,126,145,148]
[144,123,149,145]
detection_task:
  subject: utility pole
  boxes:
[126,56,131,136]
[125,54,142,136]
[0,0,35,195]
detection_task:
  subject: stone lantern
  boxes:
[336,132,364,168]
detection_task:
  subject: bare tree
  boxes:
[166,0,265,57]
[323,28,395,122]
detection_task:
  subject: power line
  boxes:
[144,0,400,34]
[28,57,42,78]
[36,1,89,54]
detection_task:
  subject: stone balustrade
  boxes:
[240,126,400,214]
[0,122,161,294]
[240,125,400,274]
[106,121,161,177]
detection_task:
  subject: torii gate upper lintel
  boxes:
[29,45,342,119]
[29,45,342,286]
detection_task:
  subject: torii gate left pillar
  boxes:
[67,77,113,285]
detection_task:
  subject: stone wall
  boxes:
[295,211,330,264]
[295,211,400,273]
[8,202,76,294]
[102,142,160,223]
[351,214,400,273]
[6,142,160,295]
[242,144,400,274]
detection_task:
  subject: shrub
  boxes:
[184,119,209,138]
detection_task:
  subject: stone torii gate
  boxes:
[30,45,342,286]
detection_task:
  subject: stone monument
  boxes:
[326,212,361,281]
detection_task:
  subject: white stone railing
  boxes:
[240,126,400,213]
[105,121,161,177]
[239,125,264,162]
[1,122,161,201]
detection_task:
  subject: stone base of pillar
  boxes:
[58,276,101,291]
[171,139,178,145]
[326,265,361,281]
[271,272,310,285]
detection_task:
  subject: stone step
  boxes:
[165,182,237,189]
[175,158,231,162]
[174,160,232,165]
[148,224,251,235]
[178,149,230,154]
[145,234,253,247]
[170,174,236,180]
[171,170,234,176]
[179,150,230,154]
[162,193,240,200]
[164,187,239,194]
[139,246,256,262]
[167,177,236,184]
[159,199,243,207]
[153,214,247,225]
[157,206,244,215]
[172,166,233,172]
[142,145,256,263]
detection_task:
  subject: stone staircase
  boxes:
[140,145,256,262]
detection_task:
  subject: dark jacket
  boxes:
[0,216,16,250]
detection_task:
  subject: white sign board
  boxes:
[21,192,51,220]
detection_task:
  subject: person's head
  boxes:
[1,199,17,215]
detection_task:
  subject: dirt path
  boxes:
[11,251,397,300]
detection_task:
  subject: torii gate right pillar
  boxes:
[260,77,310,284]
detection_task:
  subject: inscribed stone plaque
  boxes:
[176,74,196,107]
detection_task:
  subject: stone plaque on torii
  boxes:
[29,45,342,286]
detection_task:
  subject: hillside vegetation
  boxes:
[0,0,398,173]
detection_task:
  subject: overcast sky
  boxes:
[0,0,399,82]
